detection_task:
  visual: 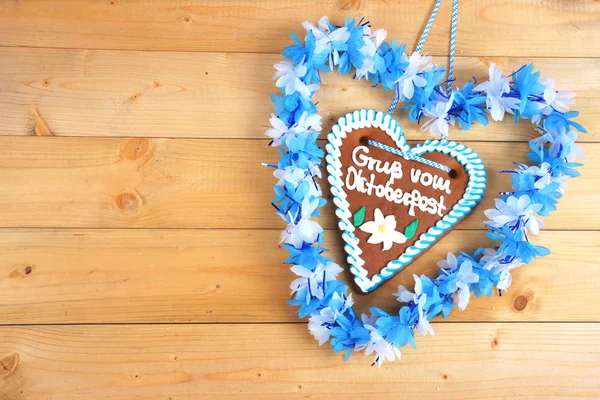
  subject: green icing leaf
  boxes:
[353,206,367,227]
[403,219,419,240]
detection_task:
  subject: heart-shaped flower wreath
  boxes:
[264,15,585,366]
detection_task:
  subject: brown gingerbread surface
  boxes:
[338,127,469,281]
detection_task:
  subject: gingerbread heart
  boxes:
[325,109,486,293]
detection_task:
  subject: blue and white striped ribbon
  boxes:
[388,0,461,115]
[415,0,443,53]
[447,0,459,92]
[367,139,451,173]
[387,0,443,116]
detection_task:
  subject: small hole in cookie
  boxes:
[359,137,369,146]
[448,169,458,179]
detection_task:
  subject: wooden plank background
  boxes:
[0,1,599,398]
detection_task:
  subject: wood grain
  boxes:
[0,1,598,398]
[0,47,598,141]
[0,0,598,57]
[1,323,599,399]
[0,229,598,325]
[0,137,596,229]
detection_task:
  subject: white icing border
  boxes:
[325,109,487,293]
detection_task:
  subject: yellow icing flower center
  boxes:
[377,224,387,234]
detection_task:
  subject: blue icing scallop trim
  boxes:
[326,109,487,293]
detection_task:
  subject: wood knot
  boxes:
[9,264,36,279]
[337,0,361,10]
[491,337,499,349]
[115,193,140,212]
[120,138,150,161]
[0,353,20,378]
[513,295,528,311]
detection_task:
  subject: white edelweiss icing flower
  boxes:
[359,208,407,251]
[484,195,544,235]
[474,62,520,121]
[421,93,456,137]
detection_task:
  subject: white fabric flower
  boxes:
[308,308,336,345]
[421,93,456,137]
[437,252,459,271]
[308,292,354,345]
[540,78,575,115]
[393,274,423,304]
[280,198,323,248]
[355,26,387,80]
[415,302,434,336]
[535,125,586,162]
[363,324,402,367]
[295,111,322,133]
[394,275,434,337]
[265,114,295,146]
[484,195,544,235]
[266,111,322,147]
[394,51,431,100]
[455,261,479,310]
[515,162,565,191]
[302,16,351,67]
[290,261,343,303]
[480,248,524,291]
[273,165,321,197]
[474,62,520,121]
[273,60,318,99]
[359,208,407,251]
[437,253,479,310]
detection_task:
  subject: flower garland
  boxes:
[265,16,586,366]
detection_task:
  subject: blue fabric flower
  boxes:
[451,81,489,130]
[403,65,446,122]
[271,92,316,126]
[373,306,418,349]
[487,226,550,263]
[512,63,545,120]
[283,31,330,84]
[336,18,366,75]
[329,308,370,360]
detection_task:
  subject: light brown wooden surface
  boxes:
[0,0,599,56]
[0,138,597,229]
[0,1,599,399]
[0,229,598,324]
[1,49,600,140]
[1,324,599,399]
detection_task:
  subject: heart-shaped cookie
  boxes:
[326,109,486,293]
